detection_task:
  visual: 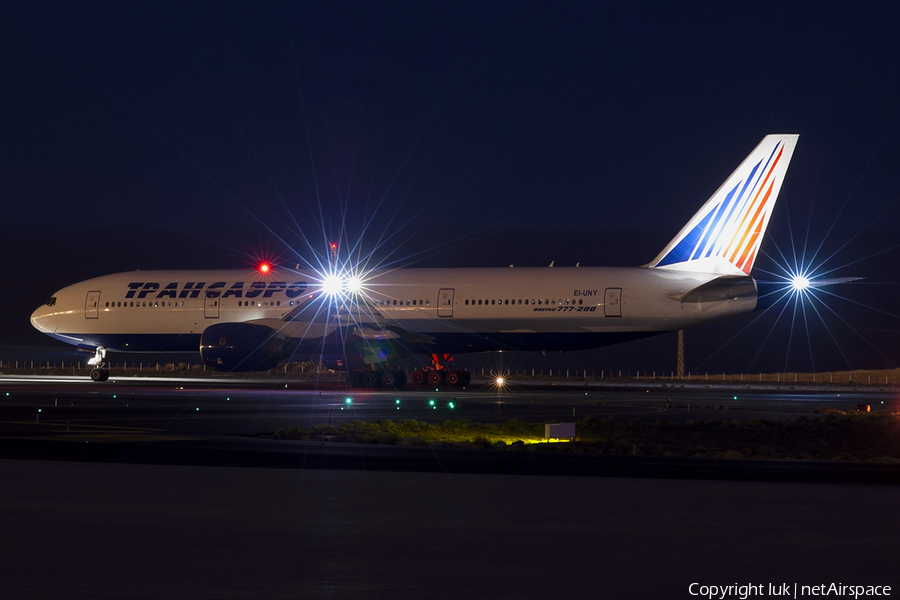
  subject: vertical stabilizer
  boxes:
[649,134,798,275]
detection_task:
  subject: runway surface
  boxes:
[1,375,898,598]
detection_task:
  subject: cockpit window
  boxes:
[46,297,57,307]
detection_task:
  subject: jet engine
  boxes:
[200,322,284,372]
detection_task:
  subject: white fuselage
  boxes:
[31,266,757,359]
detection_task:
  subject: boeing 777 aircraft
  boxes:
[31,134,798,386]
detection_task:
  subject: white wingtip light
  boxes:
[790,275,810,292]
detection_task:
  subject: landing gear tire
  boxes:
[411,370,427,386]
[363,371,382,388]
[427,370,445,386]
[380,371,396,388]
[445,370,462,386]
[348,372,363,387]
[90,369,109,382]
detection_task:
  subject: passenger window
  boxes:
[412,300,417,306]
[579,299,583,305]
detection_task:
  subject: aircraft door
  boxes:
[437,288,455,317]
[205,292,220,318]
[604,288,622,317]
[85,291,100,319]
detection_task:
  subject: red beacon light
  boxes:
[258,262,272,274]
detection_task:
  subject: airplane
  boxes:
[31,134,799,386]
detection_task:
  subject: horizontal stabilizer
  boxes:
[806,277,864,287]
[667,276,757,303]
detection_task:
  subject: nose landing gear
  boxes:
[88,347,110,382]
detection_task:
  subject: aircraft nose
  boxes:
[31,305,53,333]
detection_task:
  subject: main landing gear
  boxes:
[410,354,471,388]
[347,369,408,389]
[88,347,110,382]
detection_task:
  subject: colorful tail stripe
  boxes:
[652,135,797,275]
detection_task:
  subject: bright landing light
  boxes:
[317,267,370,302]
[345,275,363,294]
[322,274,344,296]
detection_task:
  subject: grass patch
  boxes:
[271,418,546,446]
[270,412,900,461]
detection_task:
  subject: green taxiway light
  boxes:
[395,399,401,404]
[429,400,435,406]
[196,407,200,411]
[448,402,455,409]
[733,396,737,400]
[345,397,353,404]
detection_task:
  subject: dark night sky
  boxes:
[3,0,900,374]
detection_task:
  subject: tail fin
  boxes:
[649,134,799,275]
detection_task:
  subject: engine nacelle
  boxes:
[200,322,284,372]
